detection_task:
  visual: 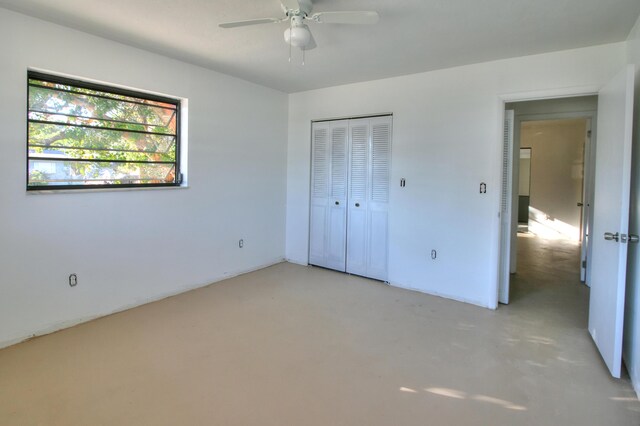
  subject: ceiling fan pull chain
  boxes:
[302,48,305,66]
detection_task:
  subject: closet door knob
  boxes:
[335,201,340,205]
[355,203,360,207]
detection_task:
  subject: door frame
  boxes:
[494,86,600,307]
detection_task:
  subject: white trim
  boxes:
[499,86,600,103]
[390,281,493,310]
[27,185,190,195]
[493,86,602,308]
[27,66,185,101]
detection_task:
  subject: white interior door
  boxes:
[309,123,330,267]
[311,116,391,281]
[346,119,370,276]
[588,65,635,378]
[326,123,348,271]
[346,116,391,281]
[309,121,348,271]
[366,116,391,281]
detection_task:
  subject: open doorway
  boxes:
[511,117,590,304]
[501,96,598,305]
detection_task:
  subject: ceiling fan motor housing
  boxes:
[282,0,312,17]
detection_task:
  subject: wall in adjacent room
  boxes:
[0,8,288,348]
[520,119,587,240]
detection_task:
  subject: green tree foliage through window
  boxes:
[27,72,180,189]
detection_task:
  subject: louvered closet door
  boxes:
[346,119,370,277]
[346,117,391,280]
[309,121,348,271]
[366,116,391,281]
[309,122,331,267]
[311,116,391,280]
[326,122,348,271]
[498,110,514,304]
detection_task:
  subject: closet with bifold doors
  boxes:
[309,115,392,281]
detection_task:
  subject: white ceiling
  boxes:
[1,0,639,93]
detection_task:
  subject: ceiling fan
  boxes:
[219,0,379,53]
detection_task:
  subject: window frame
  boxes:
[26,71,182,191]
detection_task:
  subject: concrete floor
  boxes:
[1,235,639,425]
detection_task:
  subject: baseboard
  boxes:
[282,260,492,309]
[284,257,309,267]
[0,258,285,350]
[388,281,492,310]
[622,353,640,400]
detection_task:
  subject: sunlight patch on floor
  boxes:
[522,207,581,243]
[424,387,467,399]
[422,387,527,411]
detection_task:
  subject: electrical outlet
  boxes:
[239,239,244,248]
[69,273,78,287]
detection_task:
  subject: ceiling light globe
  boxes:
[284,26,310,48]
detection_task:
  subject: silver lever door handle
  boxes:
[604,232,619,242]
[630,234,639,243]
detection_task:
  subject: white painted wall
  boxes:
[624,13,640,398]
[0,9,288,348]
[286,43,627,308]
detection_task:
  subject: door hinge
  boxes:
[582,259,587,269]
[587,130,592,138]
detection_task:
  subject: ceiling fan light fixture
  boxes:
[284,25,311,48]
[219,1,380,54]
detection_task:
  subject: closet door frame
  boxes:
[308,115,392,281]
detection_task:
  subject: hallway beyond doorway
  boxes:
[510,233,585,327]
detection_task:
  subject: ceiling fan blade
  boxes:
[219,18,283,29]
[309,11,379,25]
[281,0,301,12]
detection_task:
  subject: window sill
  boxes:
[26,185,189,195]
